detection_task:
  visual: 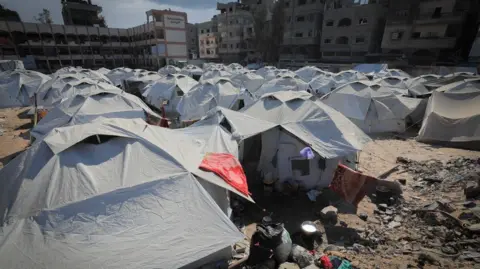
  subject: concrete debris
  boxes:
[388,221,401,229]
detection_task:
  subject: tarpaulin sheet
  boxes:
[200,153,250,196]
[330,164,377,206]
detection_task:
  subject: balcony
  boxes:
[415,12,463,25]
[282,37,318,46]
[407,37,456,49]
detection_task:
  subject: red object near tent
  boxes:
[199,153,250,196]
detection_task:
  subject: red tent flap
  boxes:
[200,153,250,196]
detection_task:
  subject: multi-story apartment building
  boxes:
[280,0,326,61]
[216,2,256,63]
[0,9,188,72]
[381,0,479,65]
[320,0,387,62]
[198,19,220,60]
[469,26,480,64]
[186,23,199,59]
[62,0,106,27]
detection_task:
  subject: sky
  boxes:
[0,0,229,27]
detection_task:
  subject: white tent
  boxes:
[31,89,160,139]
[95,67,111,75]
[230,71,266,94]
[124,71,163,93]
[352,63,388,76]
[199,69,233,84]
[142,73,199,116]
[255,66,277,80]
[177,79,255,121]
[322,81,423,133]
[417,90,480,149]
[376,68,411,79]
[435,78,480,94]
[254,75,310,97]
[425,72,479,89]
[227,63,246,74]
[274,69,298,78]
[308,74,337,95]
[0,118,248,269]
[374,76,430,97]
[332,70,368,86]
[0,60,24,71]
[36,75,119,107]
[0,69,51,108]
[53,67,113,84]
[158,65,181,75]
[295,66,328,82]
[181,64,204,77]
[233,91,371,189]
[105,67,135,87]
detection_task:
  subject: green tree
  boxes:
[35,9,53,24]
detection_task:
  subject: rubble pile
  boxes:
[396,157,480,193]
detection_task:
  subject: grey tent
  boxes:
[192,91,371,190]
[31,89,160,139]
[374,76,430,97]
[0,69,51,108]
[0,118,249,269]
[417,79,480,149]
[322,81,423,133]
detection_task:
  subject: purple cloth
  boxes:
[300,147,314,160]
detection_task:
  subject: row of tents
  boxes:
[0,65,376,268]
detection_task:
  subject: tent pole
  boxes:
[95,135,101,144]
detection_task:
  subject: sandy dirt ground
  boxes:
[1,107,479,269]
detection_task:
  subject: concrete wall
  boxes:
[166,30,186,42]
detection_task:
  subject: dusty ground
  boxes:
[0,107,32,169]
[1,108,480,268]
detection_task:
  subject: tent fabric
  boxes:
[158,65,181,75]
[181,64,204,77]
[374,76,430,96]
[308,74,337,95]
[53,67,113,84]
[417,91,480,147]
[36,76,120,108]
[332,70,368,86]
[230,71,265,93]
[105,67,135,86]
[0,118,248,269]
[322,81,422,133]
[177,80,255,121]
[375,68,411,79]
[425,73,479,89]
[353,63,388,75]
[255,66,278,80]
[254,76,310,97]
[239,91,371,159]
[31,90,160,139]
[96,67,111,75]
[0,60,24,71]
[435,78,480,94]
[0,69,51,108]
[142,74,199,114]
[200,153,250,196]
[295,66,328,82]
[199,70,233,84]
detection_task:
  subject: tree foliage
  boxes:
[35,9,53,24]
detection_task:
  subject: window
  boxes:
[176,90,184,97]
[310,0,316,2]
[207,29,210,33]
[432,7,442,18]
[395,10,408,17]
[230,44,233,48]
[355,36,365,43]
[229,32,233,37]
[308,14,315,22]
[286,16,291,23]
[295,32,303,37]
[200,40,204,45]
[338,18,351,27]
[308,30,313,37]
[424,32,438,39]
[324,38,331,43]
[352,51,366,56]
[296,16,305,22]
[326,20,334,26]
[191,38,195,43]
[411,32,420,39]
[336,36,349,44]
[391,31,404,40]
[298,0,307,5]
[285,1,290,7]
[206,40,210,45]
[222,44,227,48]
[359,18,368,25]
[291,159,310,176]
[336,51,350,56]
[229,7,233,12]
[323,51,334,56]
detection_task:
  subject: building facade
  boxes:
[61,0,106,27]
[186,23,199,59]
[0,9,188,72]
[320,0,387,62]
[198,19,220,60]
[381,0,479,65]
[469,26,480,64]
[280,0,325,61]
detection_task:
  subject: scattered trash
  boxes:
[306,189,322,202]
[358,213,368,221]
[320,206,338,224]
[291,244,314,268]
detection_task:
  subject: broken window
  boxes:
[291,159,310,176]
